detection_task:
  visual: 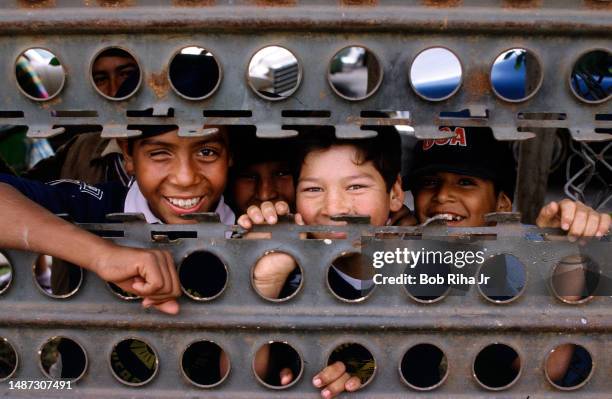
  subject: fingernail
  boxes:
[267,216,276,224]
[596,231,603,237]
[313,377,322,387]
[562,223,569,230]
[322,389,330,398]
[347,381,356,389]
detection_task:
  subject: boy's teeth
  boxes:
[167,197,201,209]
[434,213,464,221]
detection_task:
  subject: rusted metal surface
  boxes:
[0,32,609,142]
[0,217,610,397]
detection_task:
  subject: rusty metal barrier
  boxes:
[0,216,611,397]
[0,1,611,397]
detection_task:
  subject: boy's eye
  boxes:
[93,74,107,85]
[418,177,439,188]
[119,66,136,77]
[302,186,322,193]
[347,184,366,191]
[149,150,171,159]
[458,177,477,186]
[237,173,257,180]
[275,170,291,178]
[198,148,219,160]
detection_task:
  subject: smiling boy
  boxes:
[239,127,609,398]
[0,125,234,314]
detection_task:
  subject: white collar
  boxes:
[123,180,235,225]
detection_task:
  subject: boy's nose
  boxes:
[108,77,120,97]
[432,183,454,203]
[171,158,201,187]
[322,190,351,217]
[256,177,277,202]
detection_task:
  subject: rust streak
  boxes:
[148,69,170,99]
[583,0,612,10]
[254,0,296,6]
[463,68,489,102]
[18,0,56,7]
[422,0,462,7]
[340,0,378,6]
[502,0,543,9]
[96,0,135,7]
[172,0,216,5]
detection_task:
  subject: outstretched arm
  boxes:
[0,182,181,314]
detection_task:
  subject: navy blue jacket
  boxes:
[0,173,128,223]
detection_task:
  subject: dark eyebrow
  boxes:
[115,63,138,72]
[139,135,226,149]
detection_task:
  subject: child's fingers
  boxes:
[162,250,181,298]
[596,213,611,237]
[320,372,351,399]
[536,201,560,228]
[247,205,265,224]
[559,200,577,231]
[345,375,362,392]
[312,361,346,388]
[237,214,253,230]
[295,213,305,226]
[141,298,180,315]
[568,206,588,240]
[274,201,290,216]
[583,212,601,237]
[260,201,279,224]
[280,367,294,386]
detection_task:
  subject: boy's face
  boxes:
[296,144,403,233]
[413,171,511,227]
[231,161,295,214]
[119,129,230,224]
[92,55,138,97]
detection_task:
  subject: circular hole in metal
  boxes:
[247,45,302,101]
[327,342,376,387]
[327,253,376,302]
[32,255,83,298]
[0,338,18,381]
[473,343,521,390]
[90,47,141,100]
[251,251,302,301]
[179,251,228,301]
[168,46,221,100]
[39,337,87,381]
[107,282,140,301]
[569,49,611,104]
[328,46,383,101]
[477,254,526,304]
[545,343,593,390]
[551,255,600,304]
[409,47,462,101]
[403,261,451,303]
[181,340,230,388]
[253,341,303,389]
[109,338,158,386]
[15,48,65,101]
[0,252,13,295]
[490,48,543,102]
[399,343,448,390]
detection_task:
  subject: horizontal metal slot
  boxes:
[282,110,331,118]
[0,111,24,118]
[51,110,98,118]
[203,110,252,118]
[518,112,567,120]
